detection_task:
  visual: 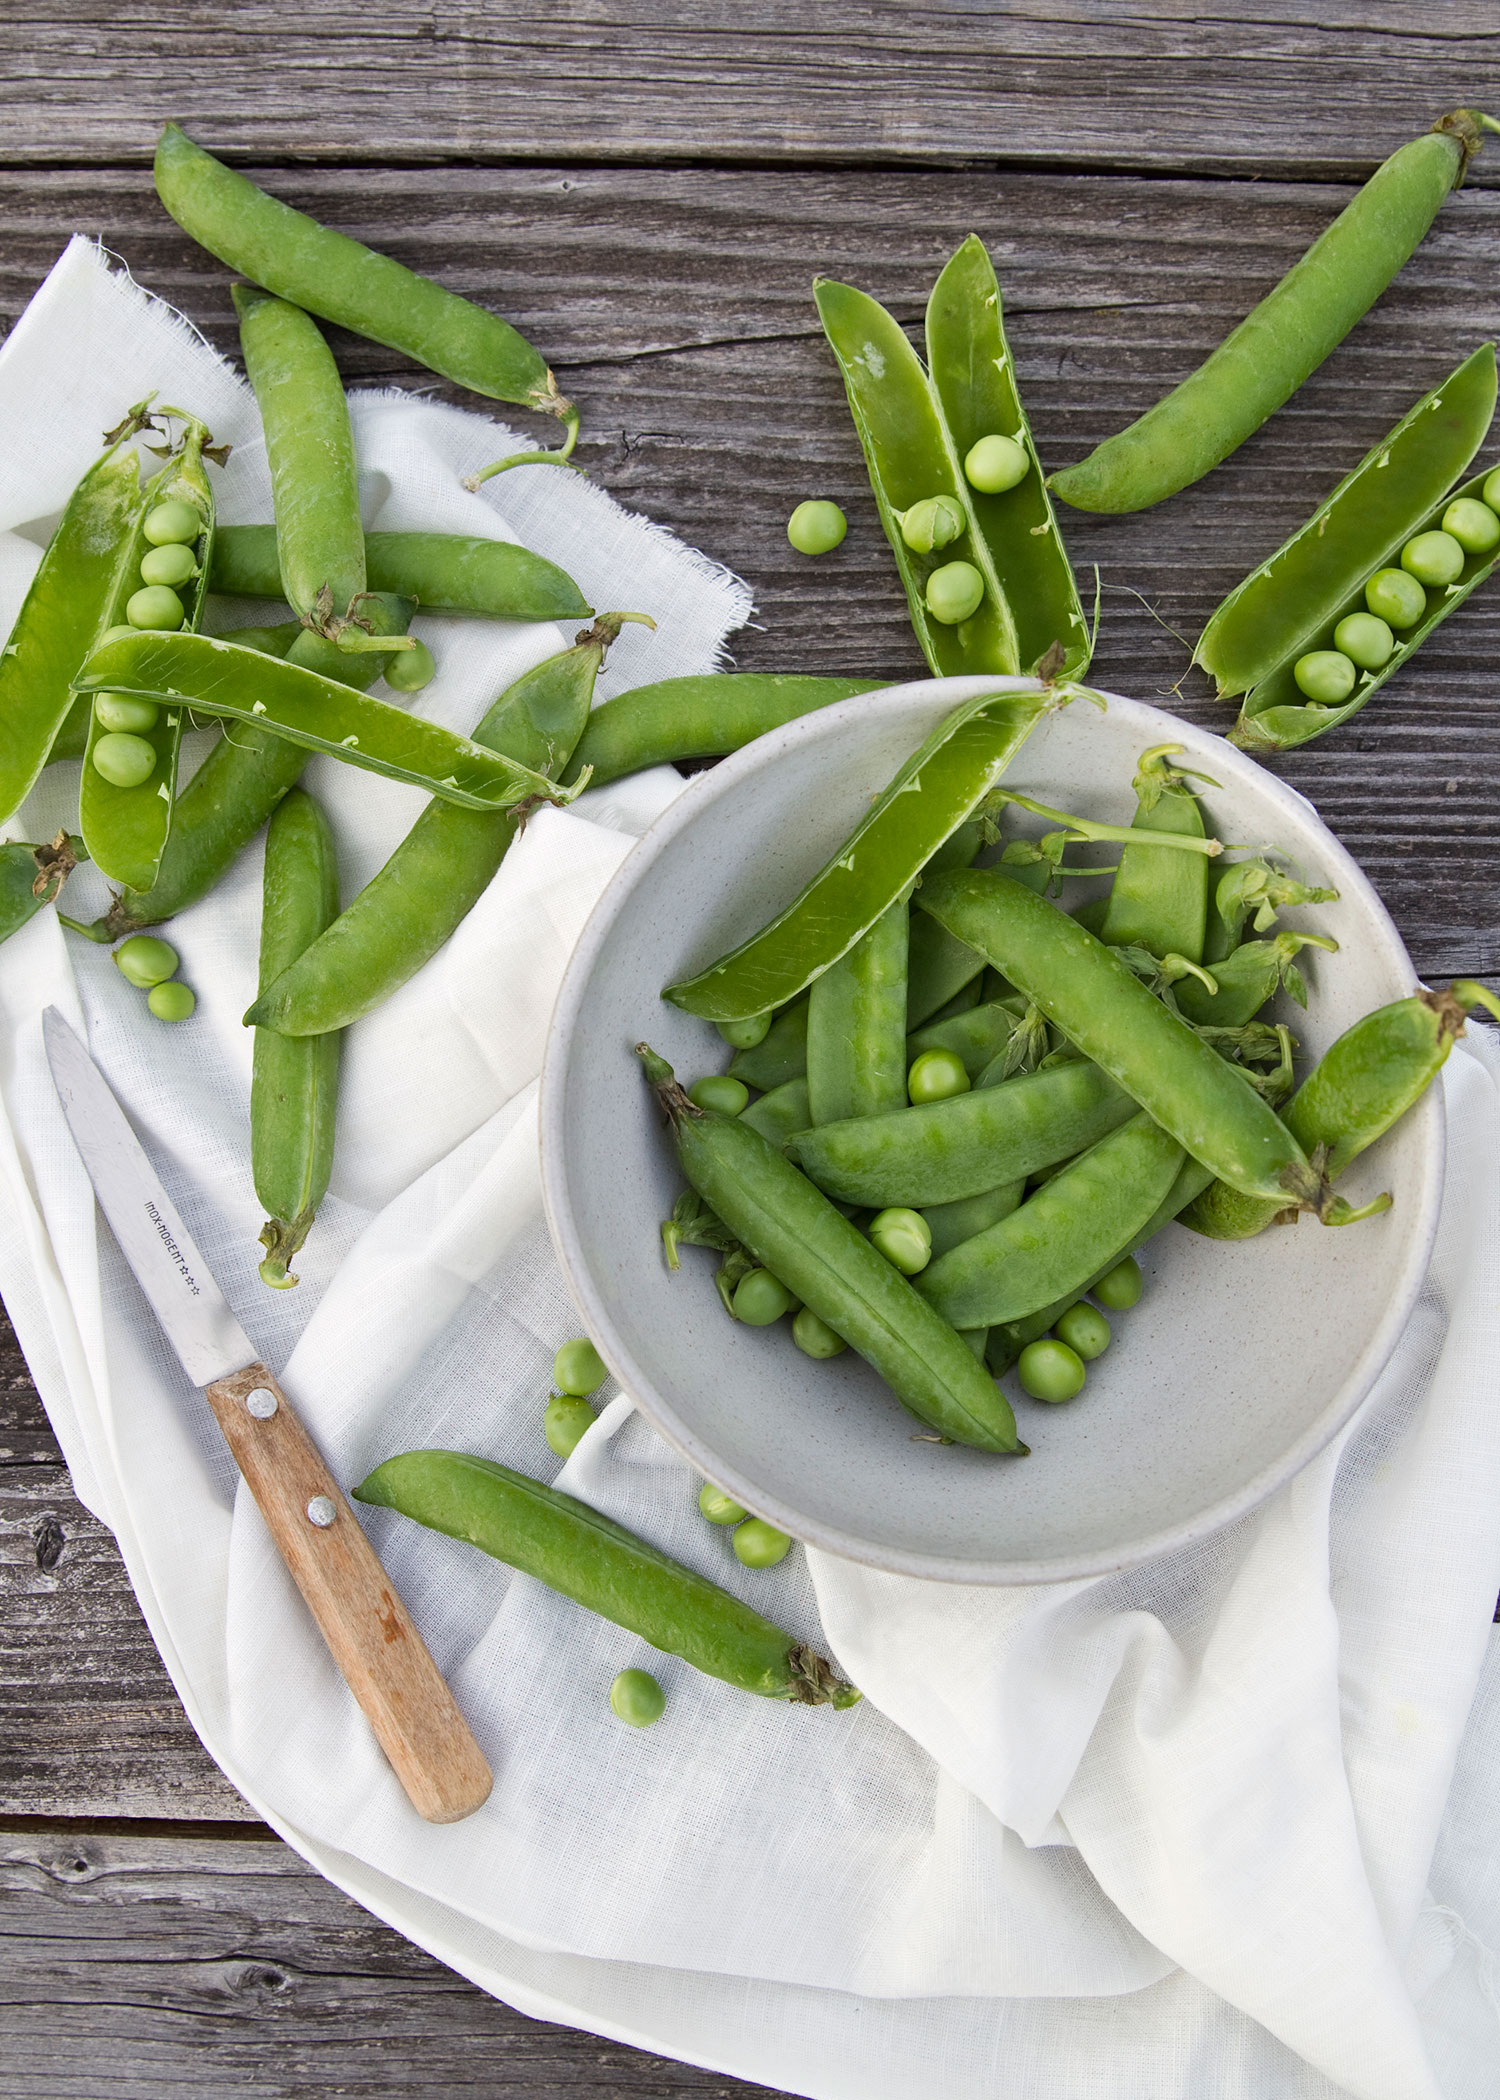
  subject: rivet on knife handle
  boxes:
[204,1361,493,1825]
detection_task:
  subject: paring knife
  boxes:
[43,1006,492,1826]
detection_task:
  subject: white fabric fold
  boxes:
[3,238,1499,2100]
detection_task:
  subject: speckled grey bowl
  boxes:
[541,676,1444,1583]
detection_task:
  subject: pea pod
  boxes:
[906,911,986,1027]
[154,124,576,476]
[1231,459,1500,750]
[663,684,1054,1023]
[1204,860,1339,966]
[353,1449,857,1706]
[211,524,590,623]
[640,1047,1024,1454]
[1172,930,1338,1028]
[1099,746,1213,963]
[917,867,1337,1213]
[1049,111,1494,514]
[918,1114,1185,1328]
[727,995,809,1091]
[791,1056,1134,1208]
[74,630,577,811]
[243,616,647,1035]
[907,997,1030,1079]
[1182,980,1500,1239]
[0,426,144,817]
[252,790,340,1288]
[924,236,1090,678]
[806,901,909,1124]
[922,1178,1025,1261]
[563,674,883,792]
[1197,345,1496,696]
[79,419,219,890]
[0,834,87,945]
[74,612,406,942]
[740,1078,811,1148]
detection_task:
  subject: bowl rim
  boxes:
[540,674,1446,1584]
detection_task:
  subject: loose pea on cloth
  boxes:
[3,240,1500,2100]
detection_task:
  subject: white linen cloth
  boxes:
[1,240,1498,2100]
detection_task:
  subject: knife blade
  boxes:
[42,1007,492,1825]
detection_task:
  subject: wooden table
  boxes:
[4,7,1499,2091]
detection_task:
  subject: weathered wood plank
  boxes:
[0,1821,779,2096]
[2,161,1497,981]
[2,1,1500,179]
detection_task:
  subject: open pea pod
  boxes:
[79,422,219,888]
[75,630,581,811]
[1198,344,1496,698]
[0,834,88,945]
[1231,460,1500,752]
[925,236,1090,680]
[663,681,1056,1023]
[815,278,1021,675]
[0,433,144,819]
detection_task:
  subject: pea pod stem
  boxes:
[464,407,583,489]
[995,791,1222,858]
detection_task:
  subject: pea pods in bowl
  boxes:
[541,678,1442,1584]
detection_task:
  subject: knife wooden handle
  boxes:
[204,1362,492,1825]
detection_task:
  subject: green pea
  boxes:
[544,1393,596,1458]
[1484,469,1500,513]
[688,1075,750,1116]
[1331,612,1394,670]
[1401,529,1464,588]
[1364,567,1427,628]
[147,980,196,1022]
[93,692,160,734]
[1017,1337,1086,1403]
[1092,1256,1143,1311]
[142,498,203,547]
[96,624,140,647]
[1441,496,1500,556]
[609,1666,665,1727]
[907,1047,971,1104]
[792,1307,847,1358]
[1054,1301,1111,1361]
[383,638,437,693]
[699,1482,748,1525]
[718,1012,771,1050]
[91,731,157,787]
[868,1206,932,1276]
[732,1268,797,1325]
[114,934,179,986]
[139,542,198,589]
[964,433,1029,493]
[787,500,847,556]
[126,584,185,630]
[552,1337,607,1397]
[733,1518,792,1569]
[1292,650,1356,704]
[899,495,965,554]
[924,560,984,625]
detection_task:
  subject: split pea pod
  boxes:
[735,995,1029,1098]
[73,611,406,942]
[1231,457,1500,751]
[1049,111,1495,514]
[210,524,591,623]
[0,834,87,945]
[1181,980,1500,1239]
[353,1449,857,1706]
[664,685,1053,1022]
[1197,344,1497,696]
[564,674,884,792]
[640,1047,1024,1454]
[244,616,647,1036]
[74,630,578,810]
[0,424,144,816]
[1099,746,1213,962]
[155,125,576,476]
[791,1058,1134,1209]
[1204,860,1339,966]
[79,419,219,891]
[918,1113,1186,1329]
[252,789,340,1288]
[917,867,1334,1213]
[1172,930,1338,1028]
[805,901,909,1124]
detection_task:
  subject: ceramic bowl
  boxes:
[540,676,1444,1583]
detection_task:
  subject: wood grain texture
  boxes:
[3,1,1500,180]
[0,1821,780,2097]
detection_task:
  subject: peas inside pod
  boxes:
[1442,496,1500,555]
[126,583,186,630]
[139,542,198,589]
[1401,529,1465,588]
[925,560,985,625]
[93,693,160,735]
[91,731,157,787]
[1364,568,1427,628]
[142,498,202,546]
[1293,650,1357,705]
[1331,613,1394,670]
[899,495,966,554]
[787,500,848,556]
[964,433,1029,493]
